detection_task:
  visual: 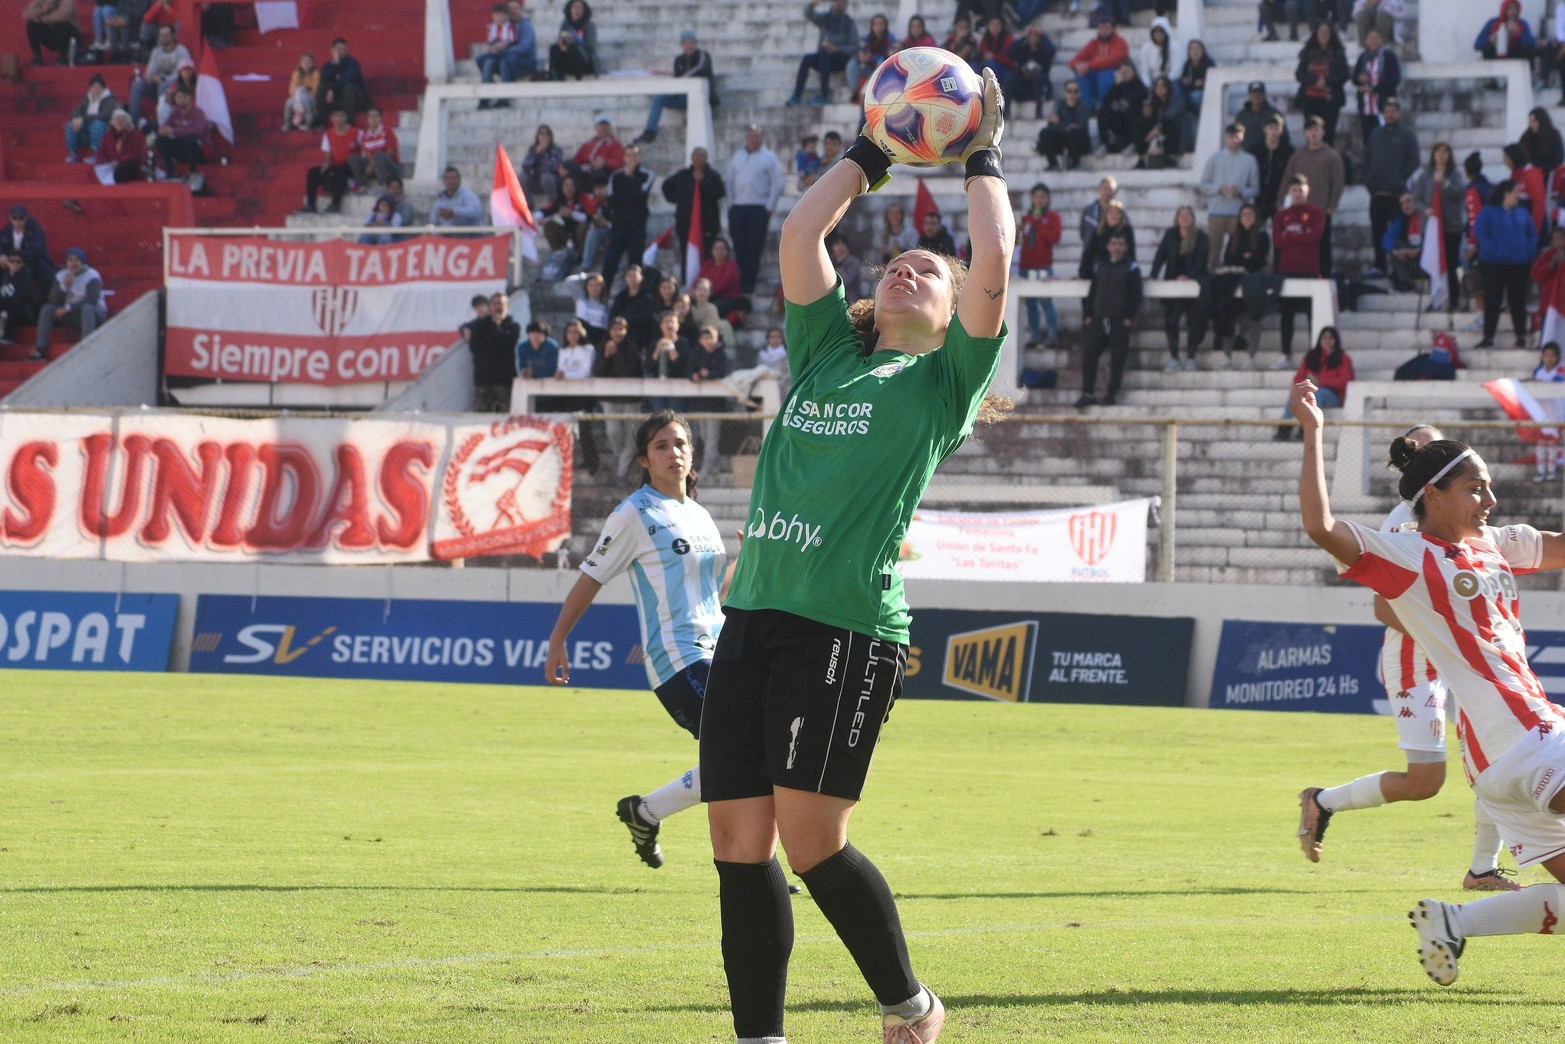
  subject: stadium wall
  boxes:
[8,560,1545,707]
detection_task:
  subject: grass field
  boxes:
[3,672,1565,1042]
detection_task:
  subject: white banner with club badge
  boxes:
[163,234,507,385]
[898,498,1154,583]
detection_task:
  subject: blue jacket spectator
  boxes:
[1474,2,1537,60]
[517,322,560,378]
[317,38,369,117]
[502,0,539,81]
[787,0,858,106]
[1475,186,1539,264]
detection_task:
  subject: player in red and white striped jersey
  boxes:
[1292,380,1565,985]
[1296,425,1519,892]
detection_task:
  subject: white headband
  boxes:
[1410,448,1474,505]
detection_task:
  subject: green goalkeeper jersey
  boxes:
[726,280,1004,642]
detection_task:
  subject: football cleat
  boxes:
[1409,898,1465,986]
[883,989,944,1044]
[1462,867,1522,892]
[1296,787,1333,863]
[616,795,664,869]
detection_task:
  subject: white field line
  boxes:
[1,916,1401,997]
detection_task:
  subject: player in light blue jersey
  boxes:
[547,410,729,869]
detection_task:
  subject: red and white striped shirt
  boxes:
[1378,502,1439,696]
[358,125,398,160]
[1338,521,1565,782]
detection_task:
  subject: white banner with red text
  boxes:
[164,234,508,385]
[899,499,1154,582]
[0,412,571,564]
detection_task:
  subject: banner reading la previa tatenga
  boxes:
[164,234,507,385]
[0,411,570,563]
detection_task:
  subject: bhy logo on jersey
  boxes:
[747,508,823,552]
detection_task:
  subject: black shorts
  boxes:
[699,606,907,803]
[654,660,709,740]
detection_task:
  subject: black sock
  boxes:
[797,842,918,1006]
[715,858,793,1040]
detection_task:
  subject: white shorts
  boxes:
[1388,680,1447,758]
[1473,724,1565,869]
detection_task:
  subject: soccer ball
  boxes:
[862,47,983,167]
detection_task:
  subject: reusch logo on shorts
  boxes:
[943,621,1038,702]
[747,508,822,552]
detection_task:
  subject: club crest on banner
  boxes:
[312,286,360,337]
[1068,511,1117,565]
[433,417,574,560]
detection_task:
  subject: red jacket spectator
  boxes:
[96,118,146,177]
[1515,162,1547,233]
[696,253,742,299]
[573,117,625,178]
[1273,201,1327,275]
[1019,207,1061,270]
[1531,239,1565,331]
[1294,347,1354,404]
[323,122,359,165]
[142,0,177,28]
[1069,29,1129,75]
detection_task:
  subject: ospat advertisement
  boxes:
[0,590,177,671]
[1208,621,1384,714]
[0,411,571,563]
[899,499,1154,582]
[188,594,646,688]
[904,608,1192,705]
[164,234,507,385]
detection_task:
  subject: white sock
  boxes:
[641,764,700,823]
[1454,883,1565,937]
[1316,773,1388,812]
[1470,797,1505,875]
[880,985,931,1020]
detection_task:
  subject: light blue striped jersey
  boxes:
[579,485,727,688]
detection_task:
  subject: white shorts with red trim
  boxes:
[1388,679,1447,755]
[1473,724,1565,869]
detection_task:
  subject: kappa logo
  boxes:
[1398,707,1416,719]
[1544,901,1558,935]
[311,286,360,337]
[943,621,1039,702]
[1068,511,1117,566]
[871,361,906,378]
[433,416,574,560]
[1533,766,1557,800]
[1395,689,1411,699]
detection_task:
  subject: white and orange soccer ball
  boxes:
[861,47,983,168]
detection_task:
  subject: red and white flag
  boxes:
[197,46,233,143]
[1420,190,1446,311]
[490,144,538,261]
[1484,378,1560,443]
[684,177,704,287]
[914,178,939,235]
[643,226,672,268]
[254,1,300,33]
